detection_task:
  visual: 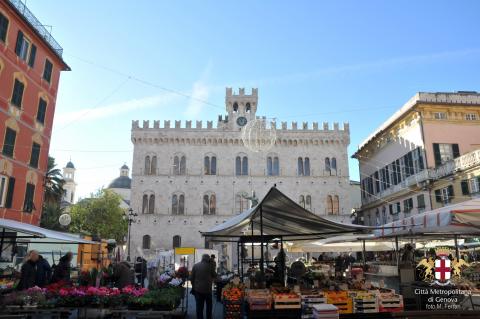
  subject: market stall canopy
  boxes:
[202,187,370,240]
[374,198,480,237]
[289,234,404,253]
[0,218,100,244]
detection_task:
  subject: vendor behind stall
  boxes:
[17,250,39,290]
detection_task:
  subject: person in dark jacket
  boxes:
[35,255,52,287]
[113,261,135,288]
[51,252,73,283]
[18,250,39,290]
[190,254,216,319]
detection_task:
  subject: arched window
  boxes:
[246,102,251,113]
[298,158,304,176]
[142,194,148,214]
[305,157,310,176]
[325,158,331,175]
[267,156,280,176]
[333,195,339,215]
[150,156,157,175]
[235,193,249,213]
[326,195,333,215]
[148,195,155,214]
[204,155,217,175]
[142,235,151,249]
[299,195,305,208]
[236,155,248,176]
[172,194,185,215]
[144,156,150,175]
[203,193,216,215]
[173,235,181,249]
[306,195,312,211]
[331,157,337,174]
[233,102,238,112]
[173,155,187,175]
[297,157,311,176]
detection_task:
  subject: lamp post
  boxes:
[124,208,138,262]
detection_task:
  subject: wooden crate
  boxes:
[274,294,302,309]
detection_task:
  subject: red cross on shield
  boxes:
[435,257,451,281]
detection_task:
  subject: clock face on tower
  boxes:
[237,116,247,126]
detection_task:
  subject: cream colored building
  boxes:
[130,88,357,264]
[107,164,131,210]
[353,91,480,226]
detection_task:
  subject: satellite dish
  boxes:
[59,213,72,226]
[241,118,276,152]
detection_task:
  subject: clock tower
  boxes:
[225,88,258,130]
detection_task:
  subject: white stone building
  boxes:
[130,88,356,264]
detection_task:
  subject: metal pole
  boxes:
[241,243,244,281]
[280,237,285,286]
[260,206,265,274]
[454,235,460,260]
[237,241,240,275]
[251,221,254,266]
[127,220,131,262]
[362,240,366,269]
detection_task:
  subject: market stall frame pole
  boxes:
[251,220,254,267]
[362,239,367,269]
[259,206,265,273]
[237,241,240,275]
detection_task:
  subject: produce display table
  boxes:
[246,306,301,318]
[110,309,186,319]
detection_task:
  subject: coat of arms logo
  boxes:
[416,247,470,286]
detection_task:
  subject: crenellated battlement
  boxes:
[226,87,258,97]
[132,119,349,132]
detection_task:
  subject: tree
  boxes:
[69,189,128,243]
[40,203,65,231]
[44,156,65,204]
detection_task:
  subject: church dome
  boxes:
[121,164,129,170]
[66,161,75,169]
[108,176,131,189]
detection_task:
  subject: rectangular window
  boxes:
[433,112,447,120]
[15,30,31,61]
[436,185,454,205]
[23,183,35,213]
[36,98,47,124]
[43,59,53,83]
[374,171,380,194]
[0,12,9,43]
[4,177,15,208]
[433,143,460,166]
[417,194,426,209]
[0,175,8,207]
[2,127,16,157]
[403,198,413,212]
[465,113,477,121]
[11,79,25,108]
[395,202,401,214]
[28,44,36,67]
[470,177,480,194]
[29,142,40,168]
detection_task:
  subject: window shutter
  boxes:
[15,30,23,56]
[0,14,8,42]
[434,189,442,203]
[447,185,454,198]
[5,177,15,208]
[461,180,470,195]
[433,143,442,167]
[28,44,37,67]
[452,144,460,158]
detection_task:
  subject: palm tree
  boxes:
[44,156,65,204]
[40,202,65,231]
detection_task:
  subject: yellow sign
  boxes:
[175,247,195,255]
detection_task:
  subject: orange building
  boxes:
[0,1,69,225]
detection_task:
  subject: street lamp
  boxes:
[124,208,138,262]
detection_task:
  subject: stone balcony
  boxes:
[362,149,480,206]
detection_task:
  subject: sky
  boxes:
[25,0,480,200]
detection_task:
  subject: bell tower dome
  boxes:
[225,88,258,130]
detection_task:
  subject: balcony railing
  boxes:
[8,0,64,57]
[362,149,480,206]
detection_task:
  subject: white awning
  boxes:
[203,187,370,240]
[0,218,100,244]
[374,198,480,237]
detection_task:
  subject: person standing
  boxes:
[51,252,73,283]
[35,255,52,287]
[18,250,39,290]
[210,254,217,273]
[134,257,147,287]
[113,261,135,288]
[191,254,216,319]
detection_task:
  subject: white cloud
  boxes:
[183,61,213,118]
